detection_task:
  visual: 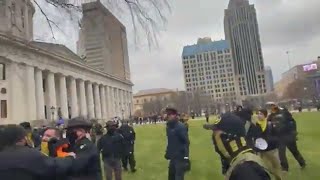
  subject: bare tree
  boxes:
[265,92,279,102]
[283,78,316,100]
[32,0,171,47]
[170,92,189,113]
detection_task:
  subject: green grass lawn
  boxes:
[122,112,320,180]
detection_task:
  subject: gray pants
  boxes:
[104,158,122,180]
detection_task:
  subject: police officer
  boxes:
[165,107,189,180]
[66,117,102,180]
[179,113,191,171]
[268,104,306,172]
[98,121,125,180]
[0,124,76,180]
[203,113,273,180]
[118,120,137,172]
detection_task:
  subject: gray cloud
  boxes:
[33,0,320,92]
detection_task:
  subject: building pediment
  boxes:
[30,41,83,62]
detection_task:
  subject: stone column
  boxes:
[25,65,37,120]
[47,72,57,120]
[100,85,107,120]
[120,89,124,119]
[129,91,133,117]
[35,68,45,120]
[78,79,87,117]
[86,82,95,119]
[105,86,110,119]
[59,75,68,119]
[124,91,128,118]
[69,77,79,118]
[114,88,119,117]
[109,86,115,117]
[94,84,102,119]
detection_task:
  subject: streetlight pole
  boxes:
[129,102,132,120]
[50,106,55,125]
[286,51,292,70]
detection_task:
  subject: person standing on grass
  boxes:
[203,113,274,180]
[118,120,137,173]
[268,103,306,172]
[164,107,189,180]
[255,109,282,180]
[205,111,209,123]
[98,121,125,180]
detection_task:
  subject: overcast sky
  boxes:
[33,0,320,93]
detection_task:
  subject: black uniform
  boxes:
[269,108,306,171]
[205,111,209,123]
[203,113,272,180]
[65,117,102,180]
[0,125,74,180]
[98,121,125,180]
[165,119,189,180]
[118,123,137,172]
[69,137,101,180]
[0,146,75,180]
[229,161,271,180]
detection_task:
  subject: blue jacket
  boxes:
[165,120,189,160]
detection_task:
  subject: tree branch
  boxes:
[33,0,171,48]
[33,0,56,39]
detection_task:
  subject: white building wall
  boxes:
[9,62,27,123]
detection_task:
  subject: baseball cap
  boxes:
[66,117,92,129]
[203,112,246,136]
[165,107,178,115]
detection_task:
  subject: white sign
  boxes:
[303,63,317,72]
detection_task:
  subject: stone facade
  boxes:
[0,0,133,124]
[77,1,131,81]
[133,88,176,114]
[182,38,240,110]
[224,0,267,96]
[0,0,34,41]
[0,34,133,124]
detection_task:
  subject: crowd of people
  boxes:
[201,103,306,180]
[0,117,137,180]
[0,102,306,180]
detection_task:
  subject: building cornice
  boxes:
[0,33,133,86]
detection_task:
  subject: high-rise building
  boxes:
[264,66,274,93]
[182,38,238,107]
[224,0,266,96]
[0,0,133,124]
[77,1,131,81]
[275,58,320,98]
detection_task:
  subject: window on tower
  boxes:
[11,2,16,25]
[21,8,25,28]
[0,64,5,80]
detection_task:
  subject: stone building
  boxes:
[182,38,239,111]
[224,0,267,96]
[77,1,131,81]
[0,0,133,124]
[133,88,176,114]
